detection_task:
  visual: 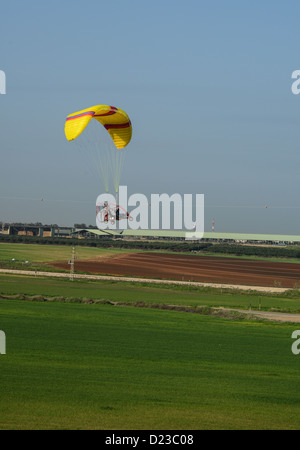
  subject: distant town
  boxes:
[1,221,300,247]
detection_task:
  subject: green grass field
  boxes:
[0,242,136,273]
[1,273,300,313]
[1,241,300,429]
[0,298,300,430]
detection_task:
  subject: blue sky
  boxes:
[1,0,300,233]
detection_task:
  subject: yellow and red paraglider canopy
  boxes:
[65,105,132,149]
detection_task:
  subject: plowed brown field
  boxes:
[51,252,300,288]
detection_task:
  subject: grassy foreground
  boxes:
[0,298,300,430]
[1,242,300,429]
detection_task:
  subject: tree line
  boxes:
[1,234,300,258]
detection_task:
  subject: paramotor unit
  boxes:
[96,202,133,225]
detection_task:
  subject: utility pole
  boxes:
[70,247,76,281]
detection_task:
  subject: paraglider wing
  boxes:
[65,108,95,141]
[65,105,132,149]
[65,104,132,195]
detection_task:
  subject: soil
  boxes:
[50,252,300,289]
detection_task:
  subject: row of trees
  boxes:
[74,224,95,229]
[1,233,300,258]
[0,222,94,229]
[207,243,300,258]
[0,222,59,228]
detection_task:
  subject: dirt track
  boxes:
[51,252,300,289]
